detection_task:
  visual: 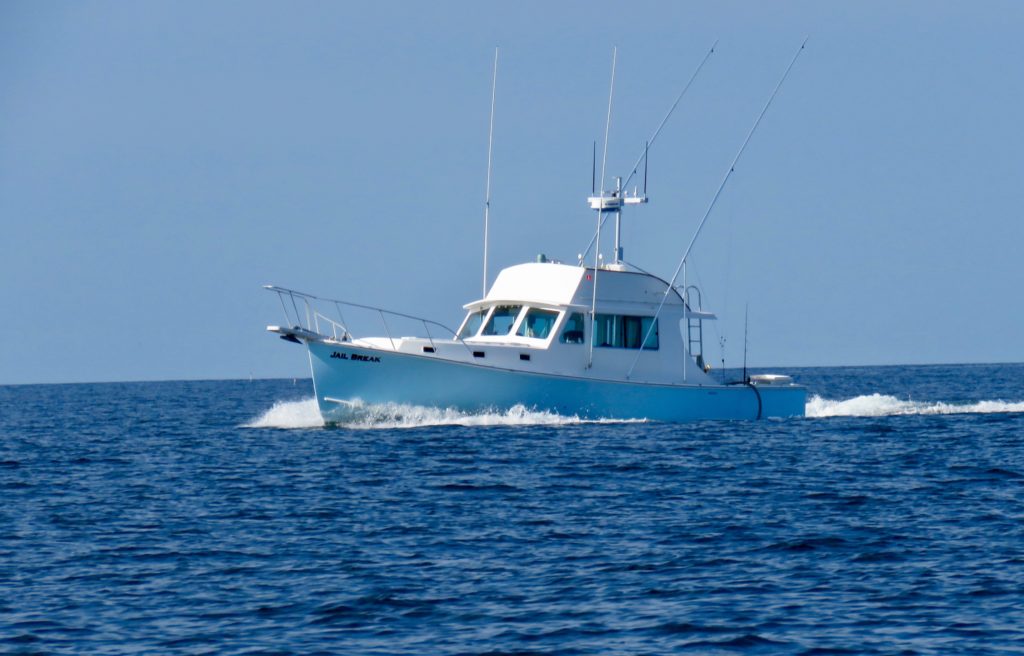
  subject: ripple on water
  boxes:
[2,370,1024,653]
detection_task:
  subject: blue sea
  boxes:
[3,363,1024,655]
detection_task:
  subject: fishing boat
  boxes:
[265,45,807,422]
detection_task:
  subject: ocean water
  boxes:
[2,363,1024,655]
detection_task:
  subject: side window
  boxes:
[640,316,659,350]
[458,310,486,339]
[481,305,522,335]
[559,313,585,344]
[594,314,620,347]
[594,314,658,350]
[516,308,559,339]
[622,316,643,348]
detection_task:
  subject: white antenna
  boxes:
[626,38,808,380]
[589,46,617,368]
[482,47,499,296]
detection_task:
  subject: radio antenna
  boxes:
[482,47,498,296]
[591,141,596,194]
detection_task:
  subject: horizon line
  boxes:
[3,360,1023,387]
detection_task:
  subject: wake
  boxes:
[243,394,1024,429]
[243,398,645,430]
[806,393,1024,418]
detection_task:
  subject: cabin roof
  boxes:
[463,262,583,309]
[463,261,686,311]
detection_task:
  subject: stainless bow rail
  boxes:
[264,285,466,351]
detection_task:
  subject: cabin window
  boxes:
[559,313,585,344]
[458,310,486,339]
[594,314,658,350]
[481,305,522,335]
[516,308,559,339]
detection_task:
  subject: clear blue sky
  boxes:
[2,1,1023,384]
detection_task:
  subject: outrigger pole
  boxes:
[627,38,808,381]
[621,39,718,193]
[482,47,498,297]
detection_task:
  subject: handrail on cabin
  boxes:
[263,285,468,352]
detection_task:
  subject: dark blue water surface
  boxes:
[3,364,1024,654]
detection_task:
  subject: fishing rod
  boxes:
[626,38,808,381]
[580,41,717,263]
[742,303,749,383]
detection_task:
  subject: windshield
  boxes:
[458,310,487,339]
[481,305,522,335]
[515,308,559,339]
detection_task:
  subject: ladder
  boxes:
[683,286,705,370]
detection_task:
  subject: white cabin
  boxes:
[431,261,718,385]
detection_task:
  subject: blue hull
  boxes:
[307,341,805,422]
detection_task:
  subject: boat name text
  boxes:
[331,351,381,363]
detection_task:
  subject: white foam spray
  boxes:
[243,394,1024,429]
[243,398,325,429]
[243,398,645,430]
[806,393,1024,418]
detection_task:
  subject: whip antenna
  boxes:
[627,38,808,380]
[482,47,498,296]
